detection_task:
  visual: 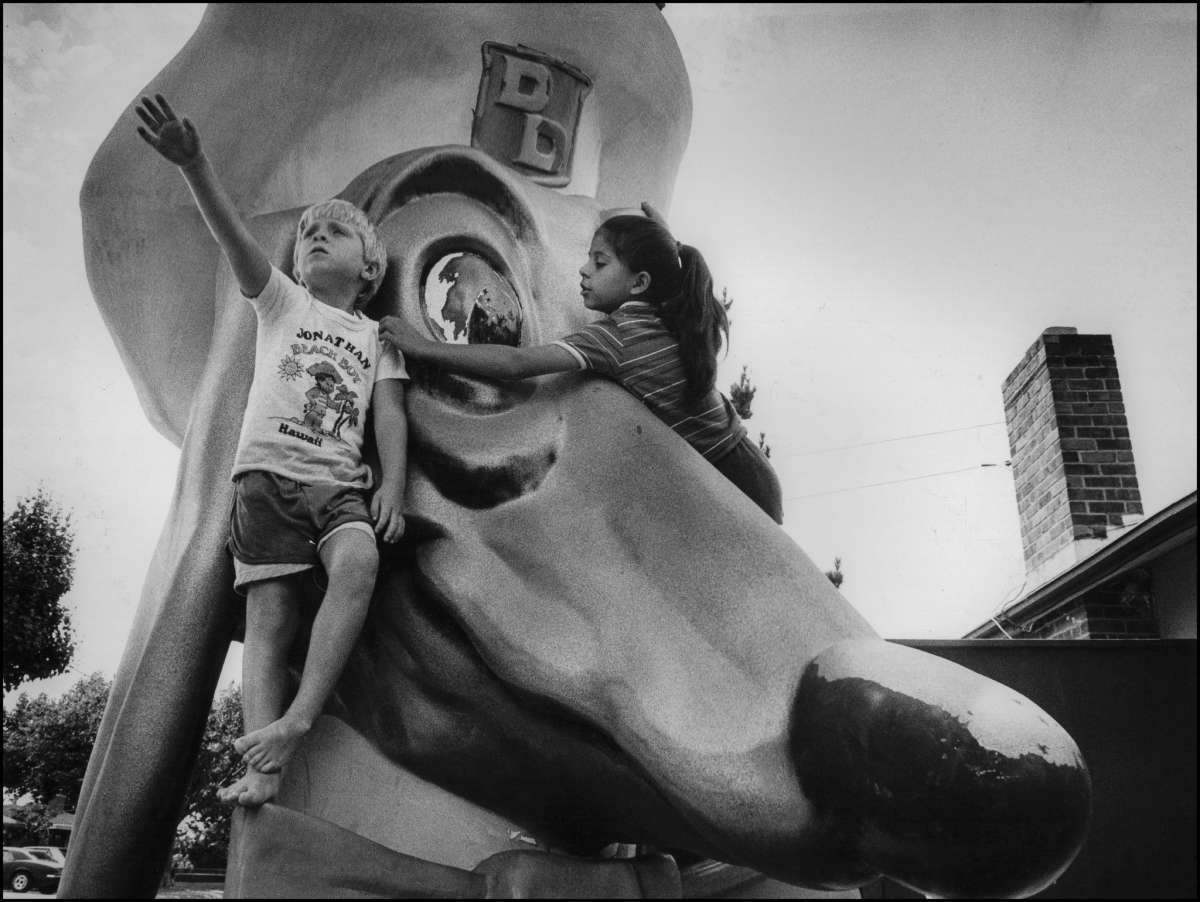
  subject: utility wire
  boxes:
[787,461,1011,501]
[987,576,1032,639]
[991,575,1030,618]
[988,617,1015,639]
[777,421,1006,458]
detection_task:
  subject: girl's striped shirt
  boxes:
[554,300,746,460]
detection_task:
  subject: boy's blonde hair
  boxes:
[293,199,387,306]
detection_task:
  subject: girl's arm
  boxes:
[379,316,576,381]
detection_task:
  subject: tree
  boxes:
[722,289,773,459]
[729,366,757,421]
[3,672,108,809]
[176,683,244,867]
[3,676,244,868]
[825,557,844,589]
[757,432,771,460]
[11,800,57,846]
[3,489,77,691]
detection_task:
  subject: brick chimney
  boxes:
[1002,328,1143,587]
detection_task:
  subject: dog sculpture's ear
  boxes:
[82,123,220,445]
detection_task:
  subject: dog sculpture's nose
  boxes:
[789,639,1091,898]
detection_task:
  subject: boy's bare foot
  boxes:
[217,766,281,807]
[233,714,311,773]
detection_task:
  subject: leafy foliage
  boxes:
[11,799,57,845]
[3,675,244,868]
[729,365,757,421]
[825,557,844,589]
[3,489,77,691]
[3,672,108,809]
[723,290,773,458]
[757,431,771,459]
[176,683,244,867]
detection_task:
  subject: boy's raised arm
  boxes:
[136,95,271,299]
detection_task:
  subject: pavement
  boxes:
[3,884,223,899]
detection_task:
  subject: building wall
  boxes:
[1154,541,1198,639]
[1013,536,1194,641]
[877,640,1198,899]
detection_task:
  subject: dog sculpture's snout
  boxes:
[790,639,1092,898]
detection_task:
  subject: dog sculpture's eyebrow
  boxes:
[353,150,539,242]
[404,377,563,509]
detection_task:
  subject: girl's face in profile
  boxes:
[578,231,646,314]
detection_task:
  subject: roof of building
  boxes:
[966,490,1197,638]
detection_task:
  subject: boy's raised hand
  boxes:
[136,94,201,167]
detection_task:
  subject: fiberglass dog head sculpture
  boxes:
[65,5,1088,898]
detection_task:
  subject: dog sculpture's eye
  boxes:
[423,252,522,347]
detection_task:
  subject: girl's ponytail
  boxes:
[598,214,729,402]
[660,244,729,401]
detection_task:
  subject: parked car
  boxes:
[22,846,66,866]
[3,847,63,893]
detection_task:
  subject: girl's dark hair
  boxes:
[598,215,728,401]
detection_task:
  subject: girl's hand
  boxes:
[135,94,201,167]
[378,315,429,355]
[640,201,671,232]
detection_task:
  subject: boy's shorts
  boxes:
[228,470,375,590]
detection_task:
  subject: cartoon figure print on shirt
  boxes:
[330,384,360,438]
[274,329,368,448]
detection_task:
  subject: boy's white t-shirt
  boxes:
[231,266,407,488]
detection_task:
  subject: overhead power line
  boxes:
[787,461,1011,501]
[779,421,1006,457]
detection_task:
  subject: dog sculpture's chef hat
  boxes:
[141,3,692,215]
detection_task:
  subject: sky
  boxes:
[3,3,1196,706]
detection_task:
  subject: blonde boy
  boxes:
[137,94,408,806]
